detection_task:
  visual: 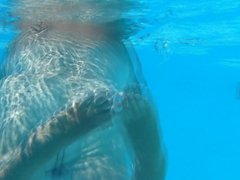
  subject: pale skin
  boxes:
[0,85,165,180]
[0,7,165,180]
[1,91,113,180]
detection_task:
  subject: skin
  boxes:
[0,1,165,179]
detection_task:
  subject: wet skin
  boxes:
[0,18,165,180]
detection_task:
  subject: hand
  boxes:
[70,90,113,130]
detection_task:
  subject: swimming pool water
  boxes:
[1,0,240,180]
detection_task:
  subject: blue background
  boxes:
[138,45,240,180]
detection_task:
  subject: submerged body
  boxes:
[0,1,165,179]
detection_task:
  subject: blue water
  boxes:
[1,0,240,179]
[140,46,240,180]
[138,1,240,179]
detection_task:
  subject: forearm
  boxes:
[134,114,165,180]
[133,111,165,179]
[121,94,166,180]
[0,102,84,180]
[0,93,112,180]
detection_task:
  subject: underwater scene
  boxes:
[0,0,240,180]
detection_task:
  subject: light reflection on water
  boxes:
[0,0,240,180]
